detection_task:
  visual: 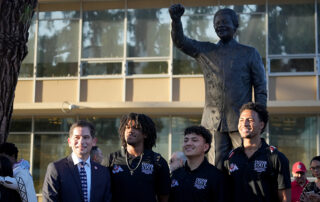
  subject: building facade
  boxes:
[9,0,320,195]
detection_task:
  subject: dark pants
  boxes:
[208,131,242,170]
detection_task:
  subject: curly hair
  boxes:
[119,113,157,150]
[239,102,269,132]
[214,8,239,30]
[69,120,96,138]
[184,125,212,154]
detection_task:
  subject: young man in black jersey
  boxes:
[105,113,170,202]
[224,102,291,202]
[169,125,227,202]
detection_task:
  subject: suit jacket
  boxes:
[42,155,111,202]
[171,19,267,132]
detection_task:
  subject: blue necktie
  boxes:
[79,162,88,202]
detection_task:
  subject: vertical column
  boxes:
[33,7,39,103]
[168,116,172,160]
[122,0,128,102]
[77,1,83,103]
[30,116,35,175]
[315,0,319,100]
[265,0,270,103]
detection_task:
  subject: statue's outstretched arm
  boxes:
[169,4,201,58]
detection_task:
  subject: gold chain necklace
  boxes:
[125,152,144,175]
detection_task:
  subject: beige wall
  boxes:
[172,77,204,102]
[269,76,316,101]
[15,80,34,103]
[81,79,123,102]
[35,80,78,103]
[26,75,313,105]
[126,78,170,102]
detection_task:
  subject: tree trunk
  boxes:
[0,0,37,143]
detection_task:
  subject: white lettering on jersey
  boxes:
[254,160,267,172]
[194,178,207,190]
[141,162,154,174]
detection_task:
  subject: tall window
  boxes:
[20,18,36,78]
[32,117,74,192]
[7,118,32,163]
[127,8,170,57]
[269,115,317,176]
[82,9,124,58]
[268,3,315,55]
[37,11,80,77]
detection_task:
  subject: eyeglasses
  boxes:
[310,166,320,171]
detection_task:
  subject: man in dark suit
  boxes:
[42,120,111,202]
[169,4,267,170]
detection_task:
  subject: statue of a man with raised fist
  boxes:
[169,4,267,170]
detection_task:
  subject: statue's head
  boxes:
[213,8,239,42]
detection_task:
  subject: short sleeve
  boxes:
[272,151,291,190]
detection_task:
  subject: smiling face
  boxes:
[214,13,236,42]
[183,133,209,158]
[238,109,265,139]
[68,126,96,161]
[124,120,146,147]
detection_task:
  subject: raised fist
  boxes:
[169,4,185,21]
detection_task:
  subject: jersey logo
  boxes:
[112,165,124,174]
[254,160,267,172]
[194,178,207,190]
[229,163,239,173]
[171,179,179,187]
[141,162,153,175]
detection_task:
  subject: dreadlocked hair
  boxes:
[119,113,157,150]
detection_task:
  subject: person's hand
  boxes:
[169,4,185,21]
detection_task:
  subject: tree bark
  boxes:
[0,0,37,143]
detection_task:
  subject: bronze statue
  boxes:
[169,4,267,170]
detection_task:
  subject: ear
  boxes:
[259,121,265,131]
[203,143,209,153]
[67,137,72,147]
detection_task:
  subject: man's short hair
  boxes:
[0,142,18,160]
[184,125,212,153]
[239,102,269,132]
[119,113,157,150]
[214,8,239,29]
[310,156,320,165]
[69,120,96,138]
